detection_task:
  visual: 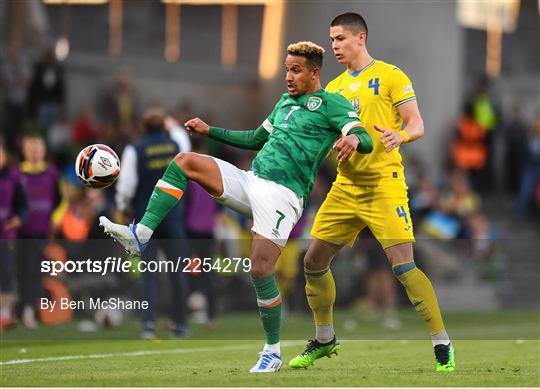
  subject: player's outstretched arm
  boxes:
[184,117,270,151]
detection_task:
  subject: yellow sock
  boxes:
[305,268,335,326]
[392,261,445,335]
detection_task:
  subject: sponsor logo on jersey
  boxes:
[348,111,358,118]
[306,96,322,111]
[404,85,414,93]
[349,82,362,91]
[271,228,281,238]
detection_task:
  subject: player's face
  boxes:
[330,25,364,65]
[22,137,46,163]
[285,55,316,97]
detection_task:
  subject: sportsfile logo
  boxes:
[41,257,252,276]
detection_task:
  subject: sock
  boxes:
[139,161,188,231]
[135,224,153,245]
[305,267,336,342]
[263,342,281,354]
[432,329,451,347]
[252,274,282,348]
[315,324,335,344]
[392,261,446,336]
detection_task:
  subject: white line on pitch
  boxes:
[0,341,306,366]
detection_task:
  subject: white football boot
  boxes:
[249,351,282,373]
[99,216,147,256]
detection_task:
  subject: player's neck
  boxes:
[306,82,322,95]
[347,51,374,74]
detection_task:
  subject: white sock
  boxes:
[135,224,153,244]
[263,342,280,355]
[432,329,451,347]
[316,324,335,344]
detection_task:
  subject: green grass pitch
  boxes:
[1,310,539,386]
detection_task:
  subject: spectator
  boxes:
[0,140,27,330]
[1,40,31,151]
[451,102,487,189]
[15,133,61,329]
[515,117,540,218]
[471,76,500,193]
[71,104,101,145]
[115,107,190,339]
[440,169,481,221]
[100,70,139,142]
[504,106,528,194]
[27,48,65,132]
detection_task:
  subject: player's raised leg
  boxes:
[385,243,455,372]
[289,238,342,369]
[248,234,284,373]
[99,152,223,255]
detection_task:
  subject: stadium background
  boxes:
[0,1,539,383]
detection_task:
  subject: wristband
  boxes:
[398,130,410,143]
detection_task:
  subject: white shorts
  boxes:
[211,157,304,246]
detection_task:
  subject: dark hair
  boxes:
[287,41,325,69]
[331,12,368,36]
[142,106,165,132]
[22,132,44,140]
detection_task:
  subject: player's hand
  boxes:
[333,134,359,162]
[164,116,179,132]
[184,117,210,136]
[3,216,22,231]
[374,125,404,152]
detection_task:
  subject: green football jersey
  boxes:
[252,89,361,198]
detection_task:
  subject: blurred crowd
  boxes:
[1,42,538,335]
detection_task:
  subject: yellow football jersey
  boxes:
[326,60,416,186]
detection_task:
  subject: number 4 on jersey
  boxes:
[368,78,380,95]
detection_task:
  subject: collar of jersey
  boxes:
[291,88,324,102]
[348,59,376,77]
[20,161,48,174]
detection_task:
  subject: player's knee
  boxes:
[249,256,274,279]
[385,243,414,267]
[303,250,328,271]
[173,152,195,176]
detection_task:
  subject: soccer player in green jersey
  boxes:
[99,41,373,373]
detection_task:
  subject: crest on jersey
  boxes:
[307,96,322,111]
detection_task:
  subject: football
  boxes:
[75,144,120,188]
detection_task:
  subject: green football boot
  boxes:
[288,337,340,369]
[434,343,455,372]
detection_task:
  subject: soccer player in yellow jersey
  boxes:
[289,12,455,372]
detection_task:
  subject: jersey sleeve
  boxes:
[326,94,362,135]
[389,67,416,107]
